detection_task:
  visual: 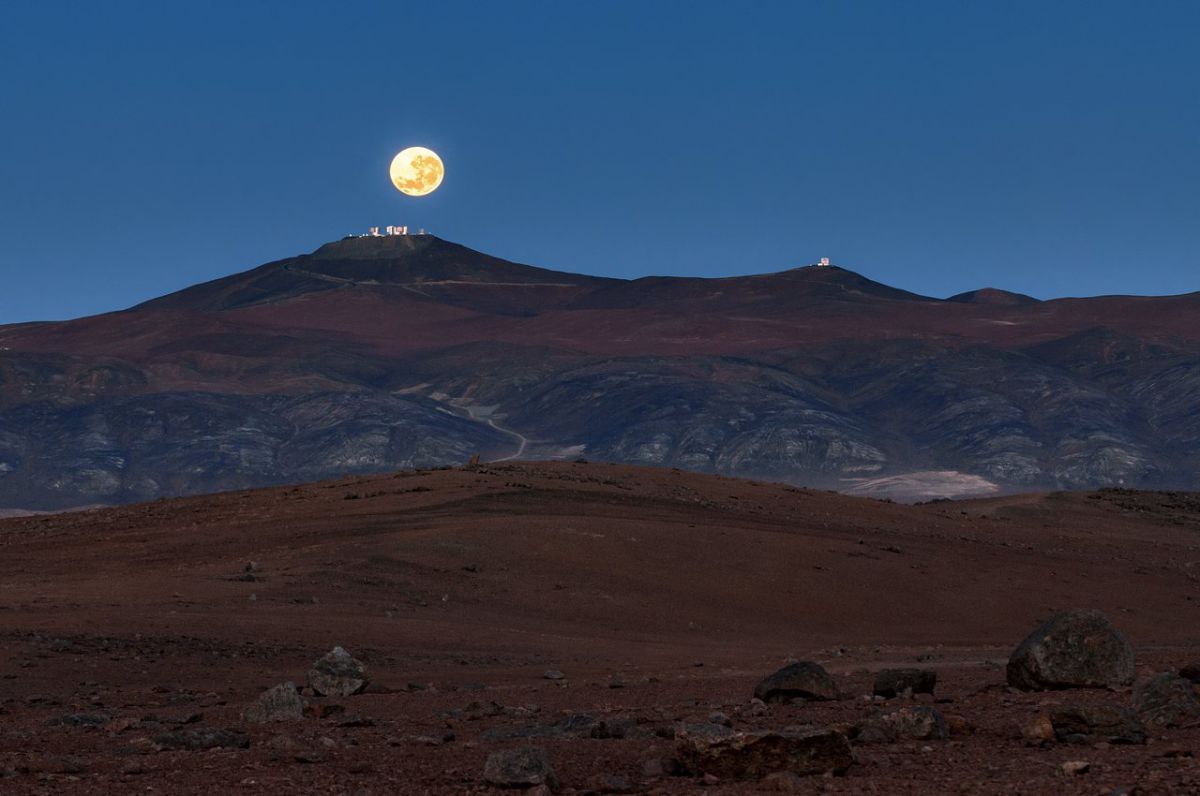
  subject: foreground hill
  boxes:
[1,234,1199,509]
[2,463,1200,792]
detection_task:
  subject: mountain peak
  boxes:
[137,235,613,313]
[311,232,445,261]
[947,287,1040,306]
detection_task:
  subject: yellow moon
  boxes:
[389,146,444,196]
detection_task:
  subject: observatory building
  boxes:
[347,225,429,239]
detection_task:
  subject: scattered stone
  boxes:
[48,712,111,728]
[124,737,161,755]
[244,682,306,723]
[482,747,559,789]
[542,669,565,681]
[1062,760,1091,775]
[855,706,948,744]
[104,717,139,734]
[1047,705,1146,745]
[708,711,733,727]
[762,771,807,792]
[585,773,633,793]
[483,712,637,741]
[944,714,973,736]
[1178,662,1200,683]
[674,726,853,779]
[308,646,369,697]
[753,662,839,703]
[32,755,86,775]
[1132,673,1200,727]
[1006,609,1134,691]
[120,760,149,776]
[336,714,375,728]
[266,734,298,756]
[153,727,250,751]
[303,701,346,720]
[873,668,936,698]
[1022,714,1056,744]
[293,750,326,764]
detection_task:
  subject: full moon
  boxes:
[389,146,444,196]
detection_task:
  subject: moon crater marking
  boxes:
[390,146,444,196]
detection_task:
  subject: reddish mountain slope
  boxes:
[0,235,1197,509]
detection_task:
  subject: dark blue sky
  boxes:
[2,1,1198,321]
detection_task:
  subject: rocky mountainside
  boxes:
[1,234,1198,509]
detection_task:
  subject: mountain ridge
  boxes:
[0,234,1198,509]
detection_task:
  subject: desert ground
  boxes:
[3,461,1200,794]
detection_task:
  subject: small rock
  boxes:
[303,701,346,720]
[585,773,633,793]
[153,727,249,751]
[104,717,138,734]
[944,714,973,736]
[641,757,665,777]
[542,670,565,681]
[762,771,807,792]
[1132,673,1200,727]
[753,662,839,703]
[308,647,369,697]
[1048,705,1146,745]
[1022,714,1056,744]
[293,750,326,764]
[855,706,948,744]
[674,726,853,779]
[266,735,298,756]
[483,747,558,789]
[244,682,305,723]
[124,737,160,755]
[708,711,733,727]
[1006,609,1134,691]
[1178,662,1200,683]
[1061,760,1090,775]
[48,712,111,728]
[873,668,936,699]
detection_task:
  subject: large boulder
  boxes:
[483,747,558,789]
[244,682,306,723]
[307,647,369,697]
[1046,705,1146,745]
[674,727,852,779]
[855,706,948,744]
[873,668,937,698]
[1006,609,1134,691]
[753,662,839,703]
[1132,673,1200,727]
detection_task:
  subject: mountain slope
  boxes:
[0,234,1197,509]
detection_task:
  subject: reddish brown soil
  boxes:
[2,462,1200,793]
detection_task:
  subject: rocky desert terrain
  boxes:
[3,461,1200,793]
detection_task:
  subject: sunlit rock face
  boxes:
[1,236,1199,510]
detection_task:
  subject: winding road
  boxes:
[461,404,529,462]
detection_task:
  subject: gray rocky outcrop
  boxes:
[483,747,558,789]
[1132,673,1200,727]
[308,646,369,697]
[1006,609,1134,691]
[244,682,306,723]
[873,668,936,698]
[674,726,853,779]
[753,662,839,703]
